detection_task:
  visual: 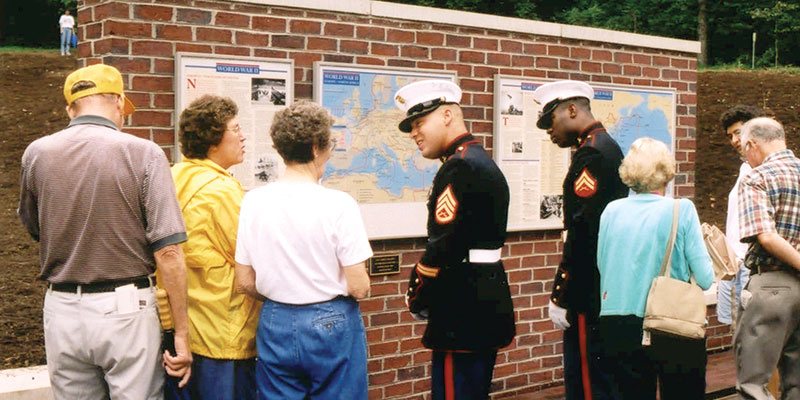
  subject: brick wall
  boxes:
[74,0,709,398]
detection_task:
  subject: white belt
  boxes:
[468,248,502,263]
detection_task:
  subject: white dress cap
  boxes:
[531,80,594,129]
[394,79,462,132]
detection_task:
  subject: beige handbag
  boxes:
[700,222,739,280]
[643,200,707,340]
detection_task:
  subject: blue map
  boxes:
[593,89,674,155]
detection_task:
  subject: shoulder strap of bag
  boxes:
[658,199,680,278]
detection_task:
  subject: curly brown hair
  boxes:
[270,100,333,164]
[178,95,238,159]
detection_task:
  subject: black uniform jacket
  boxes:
[551,122,627,322]
[406,133,516,352]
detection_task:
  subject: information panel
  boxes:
[313,63,456,239]
[494,76,676,232]
[175,53,294,190]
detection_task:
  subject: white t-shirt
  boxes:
[726,162,752,259]
[59,15,75,29]
[235,182,373,304]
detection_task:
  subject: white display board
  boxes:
[313,62,456,239]
[494,76,677,232]
[175,53,294,190]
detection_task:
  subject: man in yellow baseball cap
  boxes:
[18,63,193,398]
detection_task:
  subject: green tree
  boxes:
[750,1,800,67]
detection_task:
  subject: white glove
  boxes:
[549,300,570,330]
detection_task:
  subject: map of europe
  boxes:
[320,69,449,204]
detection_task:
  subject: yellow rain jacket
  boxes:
[171,158,260,359]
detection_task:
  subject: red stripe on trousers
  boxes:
[445,351,455,400]
[578,313,593,400]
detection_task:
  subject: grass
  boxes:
[0,46,59,53]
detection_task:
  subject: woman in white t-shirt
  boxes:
[58,10,75,56]
[235,100,372,400]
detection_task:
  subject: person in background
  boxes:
[235,100,372,400]
[735,117,800,400]
[58,9,75,56]
[716,105,768,326]
[18,63,191,399]
[533,80,627,400]
[395,79,515,399]
[172,95,259,399]
[596,137,714,399]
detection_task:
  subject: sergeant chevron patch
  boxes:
[435,184,457,224]
[574,168,597,198]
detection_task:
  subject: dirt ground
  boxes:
[2,50,800,369]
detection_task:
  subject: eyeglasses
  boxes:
[329,140,337,151]
[228,124,242,134]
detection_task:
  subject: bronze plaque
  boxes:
[368,254,400,276]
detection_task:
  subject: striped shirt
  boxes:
[18,115,187,283]
[738,149,800,272]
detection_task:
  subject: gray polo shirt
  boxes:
[18,115,187,283]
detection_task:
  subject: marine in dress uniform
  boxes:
[395,80,516,400]
[533,81,628,400]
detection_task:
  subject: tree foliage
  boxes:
[1,0,77,47]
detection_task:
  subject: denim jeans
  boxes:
[256,296,367,400]
[176,354,256,400]
[716,262,750,324]
[60,28,72,55]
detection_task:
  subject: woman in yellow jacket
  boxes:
[171,95,259,399]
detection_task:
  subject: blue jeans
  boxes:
[60,28,72,54]
[716,262,750,325]
[185,355,256,400]
[256,296,367,400]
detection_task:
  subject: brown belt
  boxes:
[754,265,787,275]
[49,275,154,294]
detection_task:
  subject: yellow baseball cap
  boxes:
[63,64,136,115]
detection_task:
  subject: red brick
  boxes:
[511,55,534,67]
[131,40,173,57]
[156,25,191,41]
[153,59,173,74]
[369,341,399,357]
[591,49,612,61]
[102,56,151,73]
[215,46,249,56]
[84,22,102,40]
[356,26,384,40]
[662,69,679,79]
[270,7,304,17]
[473,38,497,51]
[290,20,320,34]
[387,29,414,43]
[369,43,396,57]
[401,45,428,59]
[215,12,249,28]
[125,92,150,109]
[536,57,557,69]
[235,32,268,47]
[568,47,589,60]
[252,16,286,32]
[272,35,305,49]
[368,371,396,386]
[653,55,670,66]
[579,61,601,73]
[93,38,129,55]
[488,53,511,66]
[548,45,569,56]
[446,34,470,48]
[633,54,652,65]
[642,66,659,78]
[95,2,129,19]
[176,43,212,54]
[197,27,231,43]
[524,43,546,55]
[356,56,385,66]
[341,40,369,54]
[383,325,413,340]
[396,366,425,381]
[417,31,443,46]
[176,8,211,24]
[154,93,174,108]
[459,50,485,63]
[652,79,670,88]
[429,48,456,61]
[623,65,642,76]
[472,66,497,79]
[306,11,338,20]
[131,110,171,127]
[254,49,287,59]
[383,355,411,369]
[615,52,633,63]
[670,81,688,91]
[132,76,172,92]
[134,5,173,22]
[104,21,152,38]
[501,40,523,53]
[603,63,621,74]
[152,129,174,144]
[305,37,334,51]
[77,8,92,25]
[681,70,697,81]
[459,79,484,92]
[324,22,354,37]
[446,63,472,76]
[633,78,650,86]
[369,312,399,327]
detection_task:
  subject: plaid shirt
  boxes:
[738,149,800,272]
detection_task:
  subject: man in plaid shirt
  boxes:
[736,117,800,400]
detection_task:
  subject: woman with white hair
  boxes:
[596,137,714,400]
